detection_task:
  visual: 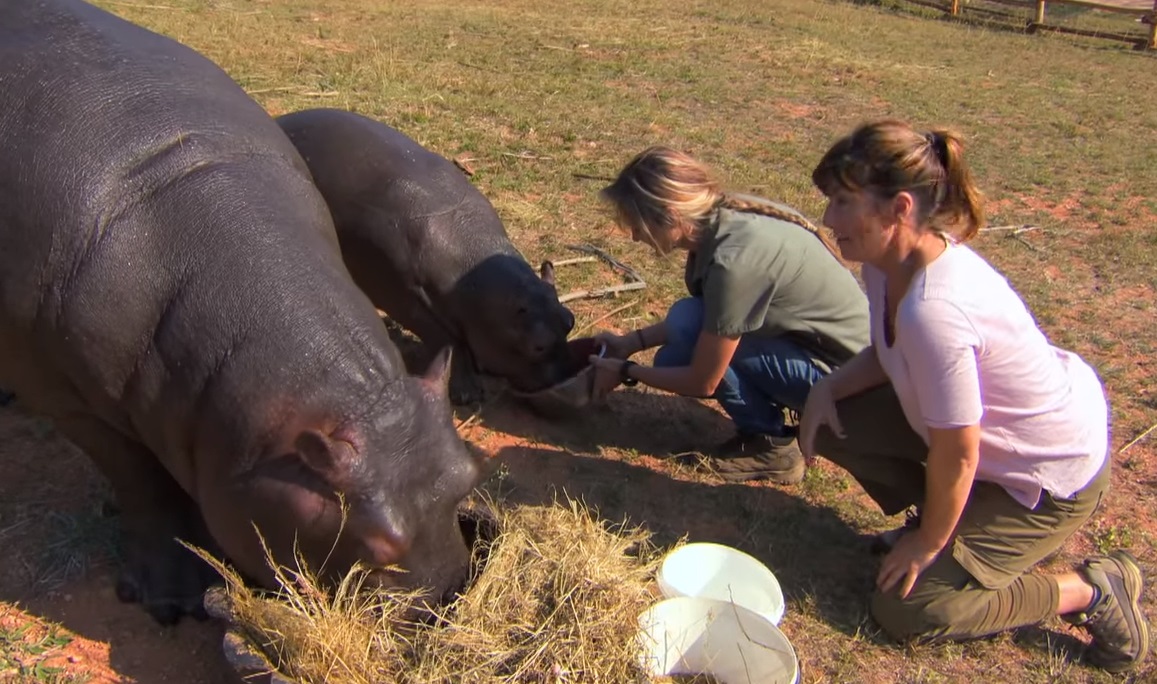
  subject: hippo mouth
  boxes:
[458,501,500,583]
[509,337,606,417]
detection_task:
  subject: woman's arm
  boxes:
[920,425,981,548]
[878,424,980,598]
[622,330,739,397]
[615,322,668,356]
[799,344,886,455]
[822,344,889,399]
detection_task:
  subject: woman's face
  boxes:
[622,216,683,255]
[821,188,895,264]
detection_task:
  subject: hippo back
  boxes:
[0,0,354,457]
[279,108,577,393]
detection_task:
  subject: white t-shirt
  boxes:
[864,244,1108,509]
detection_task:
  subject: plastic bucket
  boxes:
[657,542,785,626]
[637,596,799,684]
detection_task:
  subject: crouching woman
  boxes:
[799,119,1148,672]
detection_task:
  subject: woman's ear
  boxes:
[890,191,917,227]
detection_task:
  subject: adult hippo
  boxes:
[276,109,577,405]
[0,0,484,624]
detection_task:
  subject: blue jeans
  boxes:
[653,297,827,437]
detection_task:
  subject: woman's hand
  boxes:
[593,331,635,360]
[799,377,845,462]
[589,355,625,398]
[877,530,943,599]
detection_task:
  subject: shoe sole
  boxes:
[1101,550,1149,673]
[715,459,806,485]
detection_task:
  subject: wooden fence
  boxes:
[912,0,1157,49]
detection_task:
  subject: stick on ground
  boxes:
[572,301,640,336]
[1120,421,1157,453]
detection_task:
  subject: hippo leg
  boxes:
[447,342,485,406]
[52,416,220,625]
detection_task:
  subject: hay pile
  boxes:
[198,498,673,683]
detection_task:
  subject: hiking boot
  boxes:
[1064,550,1150,673]
[676,433,805,484]
[870,508,922,555]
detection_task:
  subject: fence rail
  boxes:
[923,0,1157,49]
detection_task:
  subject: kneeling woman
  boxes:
[800,119,1148,672]
[589,146,869,484]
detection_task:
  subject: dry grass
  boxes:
[194,498,665,683]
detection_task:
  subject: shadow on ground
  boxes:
[485,443,883,640]
[0,405,229,684]
[473,388,738,457]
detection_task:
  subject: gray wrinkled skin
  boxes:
[276,109,577,405]
[0,0,483,625]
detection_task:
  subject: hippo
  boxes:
[276,109,577,405]
[0,0,484,624]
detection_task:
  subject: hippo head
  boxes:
[205,348,486,606]
[456,256,577,393]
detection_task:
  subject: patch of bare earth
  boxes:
[0,407,230,683]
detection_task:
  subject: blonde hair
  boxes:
[811,119,985,242]
[599,146,842,261]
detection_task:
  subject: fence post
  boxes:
[1035,0,1046,25]
[1149,0,1157,50]
[951,0,961,15]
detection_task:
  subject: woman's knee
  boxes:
[654,298,704,367]
[870,589,973,643]
[664,297,703,340]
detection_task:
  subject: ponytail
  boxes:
[927,129,984,242]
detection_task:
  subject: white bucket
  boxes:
[657,543,785,626]
[637,596,799,684]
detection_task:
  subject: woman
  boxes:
[588,146,870,485]
[799,119,1148,672]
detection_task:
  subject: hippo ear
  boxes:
[420,346,453,396]
[539,260,556,286]
[295,429,358,483]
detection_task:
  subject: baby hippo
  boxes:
[278,109,577,404]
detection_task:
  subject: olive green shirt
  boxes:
[684,200,870,371]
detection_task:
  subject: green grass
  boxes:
[9,0,1154,681]
[0,621,87,683]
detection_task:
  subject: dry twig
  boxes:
[572,301,641,336]
[572,173,616,183]
[1120,421,1157,454]
[549,244,647,304]
[501,152,552,161]
[980,224,1041,233]
[559,282,646,303]
[453,156,477,176]
[549,256,597,267]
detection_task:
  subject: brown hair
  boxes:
[811,119,985,242]
[600,146,842,260]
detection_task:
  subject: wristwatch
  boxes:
[620,360,639,387]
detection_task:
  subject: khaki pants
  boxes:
[815,384,1109,641]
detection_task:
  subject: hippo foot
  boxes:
[114,530,221,626]
[448,369,486,406]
